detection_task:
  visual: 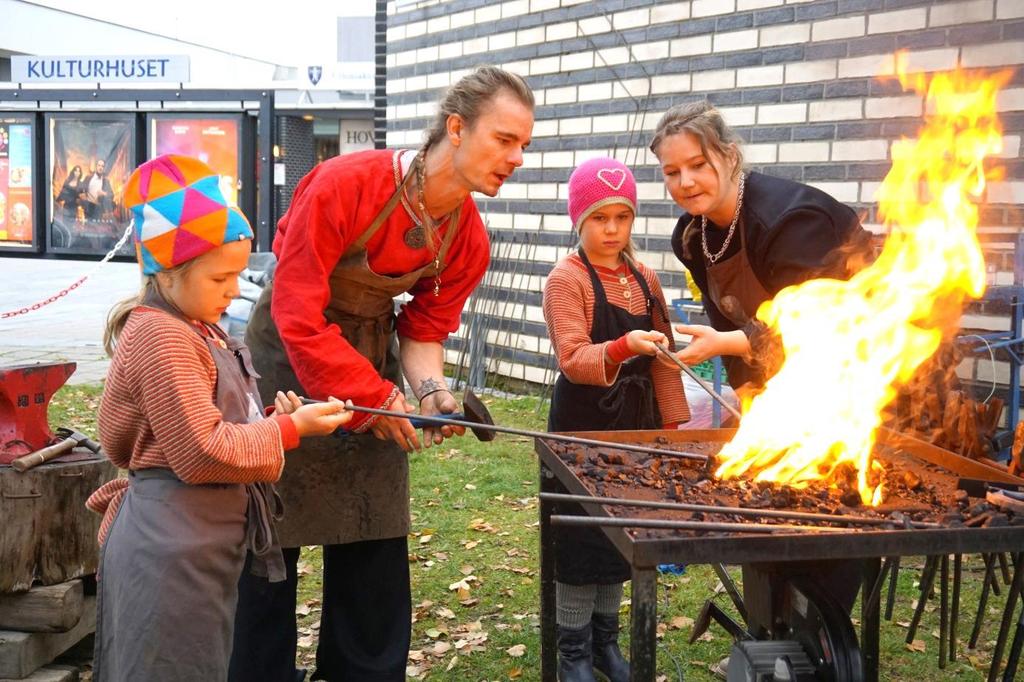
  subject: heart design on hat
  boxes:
[597,167,626,191]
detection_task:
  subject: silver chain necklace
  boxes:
[701,172,746,265]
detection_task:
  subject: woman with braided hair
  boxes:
[231,66,534,681]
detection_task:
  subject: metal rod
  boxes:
[990,553,1024,682]
[907,556,940,644]
[971,553,997,649]
[951,554,962,663]
[550,514,848,533]
[655,342,742,421]
[309,400,710,462]
[538,492,942,529]
[711,563,748,623]
[940,554,949,669]
[884,556,901,621]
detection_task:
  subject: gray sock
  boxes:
[556,582,596,629]
[594,582,624,616]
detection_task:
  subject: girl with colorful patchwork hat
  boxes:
[542,157,691,682]
[85,154,351,682]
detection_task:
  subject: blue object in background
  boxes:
[657,563,687,576]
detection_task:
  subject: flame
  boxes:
[714,56,1011,506]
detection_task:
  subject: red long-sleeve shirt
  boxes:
[87,306,297,544]
[270,150,489,430]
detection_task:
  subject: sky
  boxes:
[23,0,376,66]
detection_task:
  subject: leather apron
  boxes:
[245,154,461,547]
[94,296,281,682]
[699,213,773,391]
[548,250,663,584]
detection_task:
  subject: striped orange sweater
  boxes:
[86,306,294,544]
[543,253,690,425]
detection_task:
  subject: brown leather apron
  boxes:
[245,153,461,547]
[699,214,772,390]
[94,297,282,681]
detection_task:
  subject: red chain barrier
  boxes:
[1,276,89,319]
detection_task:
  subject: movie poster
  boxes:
[0,119,35,249]
[151,116,240,206]
[48,115,134,254]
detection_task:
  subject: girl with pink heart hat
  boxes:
[542,156,690,682]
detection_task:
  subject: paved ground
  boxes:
[0,257,141,385]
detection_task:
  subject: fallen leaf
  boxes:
[670,616,694,630]
[509,667,523,679]
[436,607,456,620]
[459,597,479,607]
[419,535,433,545]
[460,565,475,575]
[445,655,459,672]
[465,484,477,490]
[463,540,480,550]
[296,604,312,617]
[425,628,442,639]
[408,649,426,662]
[297,634,315,649]
[906,639,926,653]
[432,641,452,656]
[506,644,527,657]
[697,631,715,642]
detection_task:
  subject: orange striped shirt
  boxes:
[543,253,690,425]
[87,307,290,543]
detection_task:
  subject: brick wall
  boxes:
[385,0,1024,388]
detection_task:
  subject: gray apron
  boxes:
[94,299,280,682]
[700,214,773,391]
[244,153,461,547]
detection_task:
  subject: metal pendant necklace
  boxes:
[701,172,746,265]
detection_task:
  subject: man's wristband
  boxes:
[418,387,452,402]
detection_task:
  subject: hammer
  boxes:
[11,428,102,473]
[302,388,709,462]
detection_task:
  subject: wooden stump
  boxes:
[0,582,84,633]
[0,457,116,593]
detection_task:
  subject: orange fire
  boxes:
[714,56,1012,506]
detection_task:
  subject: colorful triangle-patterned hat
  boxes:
[124,154,253,275]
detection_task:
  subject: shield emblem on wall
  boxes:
[308,66,323,86]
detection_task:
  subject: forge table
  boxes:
[536,428,1024,682]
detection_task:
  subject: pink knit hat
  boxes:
[567,157,637,232]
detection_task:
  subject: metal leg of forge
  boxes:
[539,462,558,682]
[630,568,658,682]
[862,558,882,682]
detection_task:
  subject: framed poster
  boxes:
[45,113,135,256]
[0,116,37,251]
[149,114,241,207]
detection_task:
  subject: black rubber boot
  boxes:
[557,623,598,682]
[591,613,630,682]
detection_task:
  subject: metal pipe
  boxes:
[654,342,742,422]
[550,514,849,533]
[539,492,942,529]
[307,400,710,462]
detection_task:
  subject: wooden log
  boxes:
[0,457,117,593]
[0,582,84,633]
[0,597,94,679]
[0,663,78,681]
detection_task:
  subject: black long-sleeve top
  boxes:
[671,171,871,388]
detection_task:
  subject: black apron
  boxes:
[548,250,663,584]
[94,295,284,682]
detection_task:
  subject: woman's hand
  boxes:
[671,324,751,365]
[273,390,303,415]
[289,397,352,437]
[418,390,466,446]
[369,393,422,452]
[624,329,668,356]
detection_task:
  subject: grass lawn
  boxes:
[52,385,1012,681]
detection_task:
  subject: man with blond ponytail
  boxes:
[230,66,534,682]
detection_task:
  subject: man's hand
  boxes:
[369,392,422,452]
[418,389,466,446]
